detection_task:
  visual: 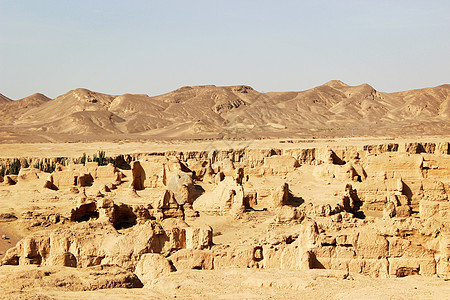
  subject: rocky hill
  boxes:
[1,81,449,142]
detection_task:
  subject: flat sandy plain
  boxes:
[0,136,447,158]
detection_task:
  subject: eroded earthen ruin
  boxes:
[0,139,449,298]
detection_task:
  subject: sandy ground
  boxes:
[3,268,449,299]
[0,222,22,259]
[0,136,447,158]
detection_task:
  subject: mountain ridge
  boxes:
[1,81,449,143]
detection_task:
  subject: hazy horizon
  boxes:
[1,0,449,99]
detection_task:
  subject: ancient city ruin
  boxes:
[1,138,449,298]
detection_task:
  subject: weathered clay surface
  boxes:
[0,138,449,298]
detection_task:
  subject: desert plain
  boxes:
[0,82,449,299]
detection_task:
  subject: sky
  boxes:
[1,0,449,99]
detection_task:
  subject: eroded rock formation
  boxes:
[1,139,449,297]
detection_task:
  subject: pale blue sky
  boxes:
[1,0,449,99]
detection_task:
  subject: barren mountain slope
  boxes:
[0,93,12,104]
[0,93,51,124]
[16,88,116,124]
[0,82,449,142]
[387,84,450,119]
[231,81,450,135]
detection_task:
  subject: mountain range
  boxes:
[1,80,449,143]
